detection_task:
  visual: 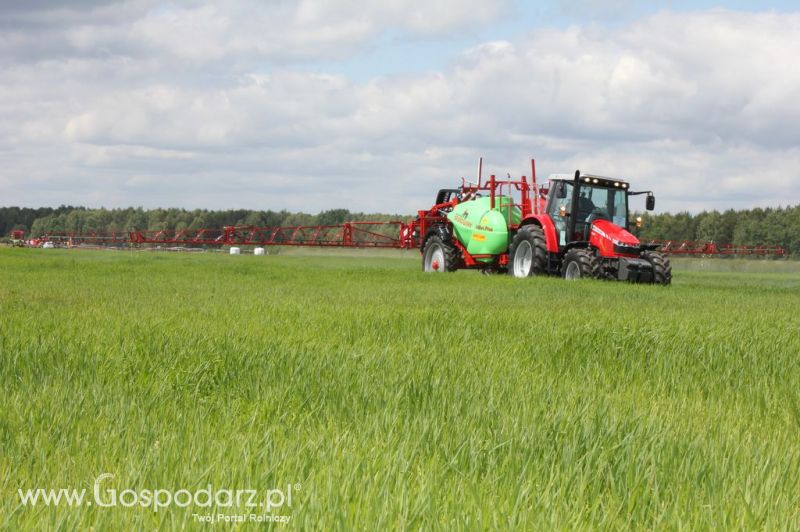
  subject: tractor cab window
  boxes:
[574,184,628,238]
[547,181,573,246]
[575,188,597,223]
[435,189,461,205]
[612,193,627,227]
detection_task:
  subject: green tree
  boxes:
[317,209,350,225]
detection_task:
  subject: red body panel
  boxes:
[589,219,640,258]
[522,214,559,252]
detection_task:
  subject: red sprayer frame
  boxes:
[36,231,132,246]
[126,222,408,248]
[645,240,786,256]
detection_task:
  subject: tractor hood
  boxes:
[589,219,641,257]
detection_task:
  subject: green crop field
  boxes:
[1,248,799,530]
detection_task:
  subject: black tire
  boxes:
[422,235,460,272]
[508,225,547,278]
[561,248,599,280]
[642,251,672,285]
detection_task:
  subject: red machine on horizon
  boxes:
[10,230,25,247]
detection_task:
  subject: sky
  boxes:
[0,0,799,215]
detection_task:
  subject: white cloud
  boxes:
[0,0,509,63]
[294,0,507,34]
[0,5,798,214]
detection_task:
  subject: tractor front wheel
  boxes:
[508,225,547,278]
[422,235,459,272]
[642,251,672,285]
[562,249,599,280]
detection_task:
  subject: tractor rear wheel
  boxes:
[508,225,547,278]
[642,251,672,285]
[422,235,459,272]
[562,249,599,280]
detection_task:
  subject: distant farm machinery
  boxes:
[9,230,25,247]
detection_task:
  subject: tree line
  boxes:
[1,204,798,256]
[635,205,800,255]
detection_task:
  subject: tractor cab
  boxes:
[545,171,654,253]
[546,173,631,246]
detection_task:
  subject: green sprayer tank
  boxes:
[447,196,521,262]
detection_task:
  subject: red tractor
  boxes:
[406,159,671,284]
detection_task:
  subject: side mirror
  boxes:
[646,194,655,211]
[556,183,566,199]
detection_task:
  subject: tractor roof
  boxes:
[548,173,630,190]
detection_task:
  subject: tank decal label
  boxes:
[453,214,473,228]
[472,233,486,241]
